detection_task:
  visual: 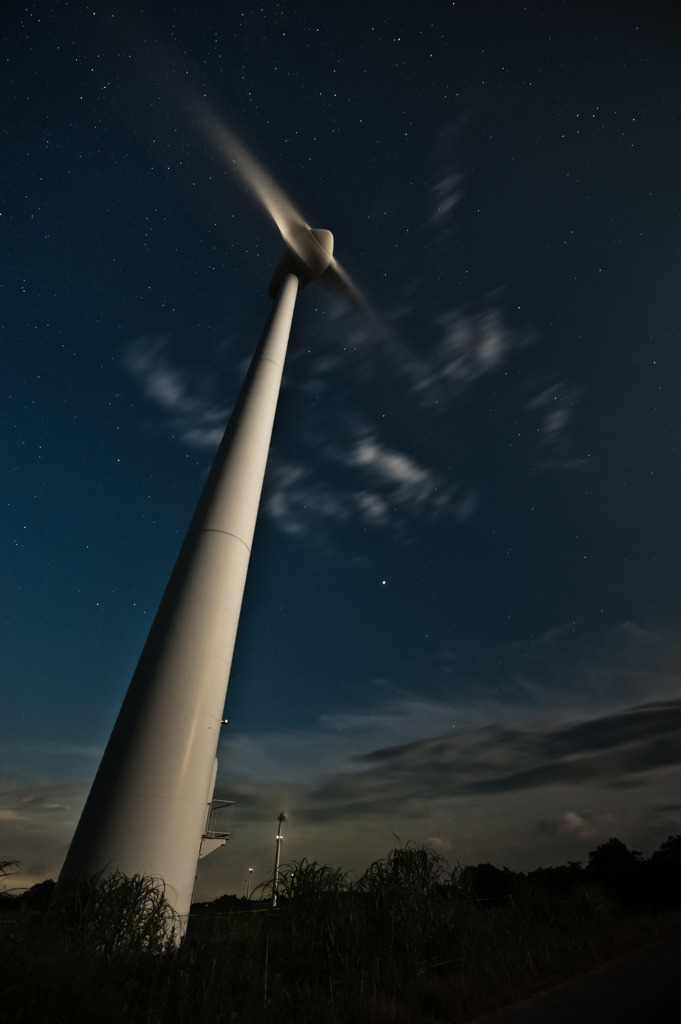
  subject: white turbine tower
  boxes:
[54,130,364,934]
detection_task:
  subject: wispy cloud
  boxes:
[342,433,473,521]
[260,434,477,542]
[346,437,432,496]
[124,335,234,448]
[524,380,585,465]
[430,119,467,234]
[219,615,681,809]
[123,326,477,542]
[537,809,618,841]
[413,305,511,399]
[303,698,681,833]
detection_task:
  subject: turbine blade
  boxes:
[322,260,376,321]
[201,108,309,250]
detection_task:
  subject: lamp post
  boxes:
[245,867,253,900]
[272,811,287,908]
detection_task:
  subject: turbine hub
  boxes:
[269,227,335,297]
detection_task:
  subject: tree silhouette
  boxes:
[461,863,519,901]
[653,834,681,864]
[586,838,645,908]
[647,835,681,908]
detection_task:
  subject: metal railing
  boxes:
[203,799,234,840]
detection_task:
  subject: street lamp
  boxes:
[272,811,287,908]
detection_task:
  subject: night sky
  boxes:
[3,1,681,899]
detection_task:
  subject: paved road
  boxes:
[467,931,681,1023]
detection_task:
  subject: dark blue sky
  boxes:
[3,1,681,896]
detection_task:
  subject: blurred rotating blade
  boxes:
[205,115,309,255]
[201,108,368,310]
[320,259,374,318]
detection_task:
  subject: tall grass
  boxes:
[46,869,179,955]
[2,846,680,1023]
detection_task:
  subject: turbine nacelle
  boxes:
[269,226,334,298]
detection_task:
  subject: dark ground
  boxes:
[467,930,681,1023]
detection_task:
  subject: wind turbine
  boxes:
[54,127,363,935]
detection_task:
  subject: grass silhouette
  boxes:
[2,842,681,1023]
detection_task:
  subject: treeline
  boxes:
[190,834,681,915]
[460,835,681,911]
